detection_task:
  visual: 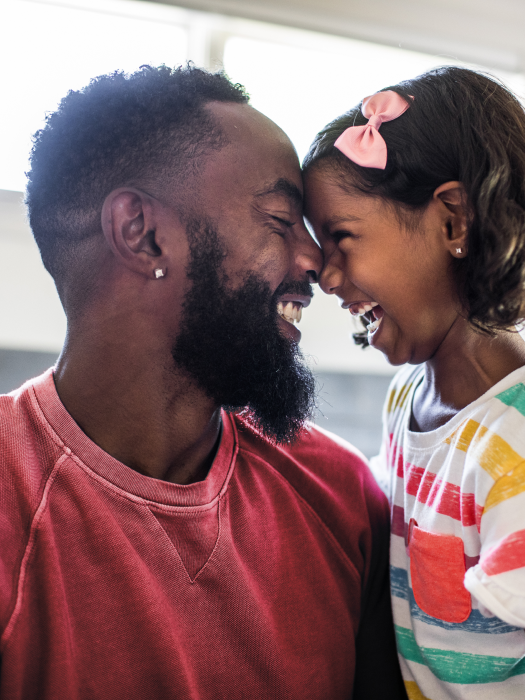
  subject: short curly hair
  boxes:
[303,66,525,346]
[26,64,248,287]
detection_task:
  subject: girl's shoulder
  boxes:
[454,364,525,462]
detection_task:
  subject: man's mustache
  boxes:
[272,280,314,300]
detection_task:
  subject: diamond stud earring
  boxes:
[456,248,462,255]
[154,268,165,279]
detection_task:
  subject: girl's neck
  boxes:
[410,320,525,433]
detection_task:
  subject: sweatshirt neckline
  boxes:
[30,369,238,508]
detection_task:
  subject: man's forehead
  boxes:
[203,102,303,201]
[254,178,303,207]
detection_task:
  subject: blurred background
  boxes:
[1,0,523,456]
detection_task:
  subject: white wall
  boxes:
[154,0,525,74]
[0,190,66,353]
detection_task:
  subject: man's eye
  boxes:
[271,215,295,228]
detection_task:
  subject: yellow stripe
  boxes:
[444,418,483,450]
[395,382,413,411]
[485,459,525,511]
[445,419,522,480]
[405,680,432,700]
[387,387,397,414]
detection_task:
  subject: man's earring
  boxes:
[154,268,165,279]
[456,248,463,255]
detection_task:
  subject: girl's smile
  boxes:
[304,167,463,366]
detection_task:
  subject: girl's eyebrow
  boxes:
[325,214,362,226]
[322,214,362,235]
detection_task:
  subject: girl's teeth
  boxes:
[367,316,383,334]
[350,301,379,316]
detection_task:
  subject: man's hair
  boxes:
[25,64,248,287]
[304,66,525,345]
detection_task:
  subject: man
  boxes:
[0,66,404,699]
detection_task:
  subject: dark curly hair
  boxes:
[26,64,248,292]
[303,66,525,347]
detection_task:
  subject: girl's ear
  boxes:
[433,181,469,259]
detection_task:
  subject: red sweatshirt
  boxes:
[0,370,404,699]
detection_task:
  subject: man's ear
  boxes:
[101,188,165,278]
[433,181,470,259]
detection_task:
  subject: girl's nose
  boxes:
[319,257,345,295]
[294,224,323,282]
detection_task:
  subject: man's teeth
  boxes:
[350,301,379,316]
[367,316,383,334]
[277,301,302,324]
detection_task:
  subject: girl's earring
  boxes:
[154,268,165,279]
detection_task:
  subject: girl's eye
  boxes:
[331,230,354,243]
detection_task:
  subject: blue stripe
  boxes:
[390,565,521,634]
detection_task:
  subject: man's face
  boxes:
[172,103,323,443]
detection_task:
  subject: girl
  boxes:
[303,67,525,700]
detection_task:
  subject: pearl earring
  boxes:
[154,268,165,279]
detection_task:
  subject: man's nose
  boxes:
[294,223,323,283]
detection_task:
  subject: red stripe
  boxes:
[392,504,406,539]
[394,441,482,530]
[391,504,480,566]
[481,529,525,576]
[464,553,480,570]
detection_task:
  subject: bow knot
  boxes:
[334,90,411,170]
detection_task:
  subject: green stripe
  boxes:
[496,384,525,418]
[395,626,525,685]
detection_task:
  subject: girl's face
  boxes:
[304,167,463,366]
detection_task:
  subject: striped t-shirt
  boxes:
[373,363,525,700]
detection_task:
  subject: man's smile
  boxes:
[276,294,311,325]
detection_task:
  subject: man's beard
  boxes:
[172,219,316,444]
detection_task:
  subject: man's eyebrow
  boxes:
[254,178,303,207]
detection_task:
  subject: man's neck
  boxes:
[53,328,222,485]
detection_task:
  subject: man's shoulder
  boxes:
[0,370,61,489]
[233,416,389,545]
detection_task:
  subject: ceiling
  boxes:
[147,0,525,72]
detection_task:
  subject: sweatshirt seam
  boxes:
[29,386,240,511]
[238,445,362,579]
[0,452,68,652]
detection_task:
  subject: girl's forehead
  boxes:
[303,167,382,219]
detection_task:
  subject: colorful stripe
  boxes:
[395,457,482,528]
[388,382,414,414]
[390,566,519,634]
[445,420,522,480]
[395,625,525,684]
[485,460,525,511]
[404,681,432,700]
[497,384,525,417]
[392,505,406,539]
[481,529,525,576]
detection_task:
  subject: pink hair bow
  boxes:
[334,90,411,169]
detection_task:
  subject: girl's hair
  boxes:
[303,66,525,346]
